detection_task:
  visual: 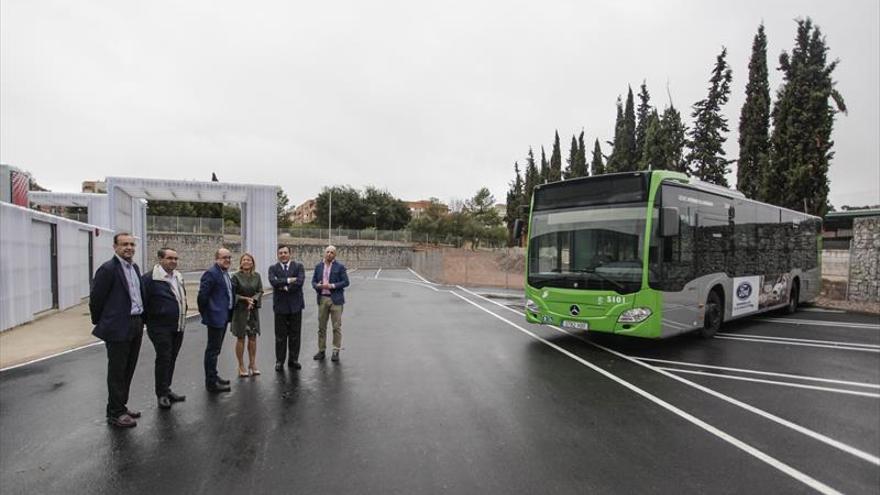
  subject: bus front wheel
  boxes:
[700,291,723,338]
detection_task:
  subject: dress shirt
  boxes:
[116,255,143,315]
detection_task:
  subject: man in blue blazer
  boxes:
[268,245,306,371]
[89,232,145,428]
[197,248,234,392]
[311,245,349,362]
[142,247,188,409]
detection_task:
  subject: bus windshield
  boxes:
[528,205,652,294]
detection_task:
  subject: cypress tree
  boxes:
[660,105,688,173]
[766,18,846,215]
[548,131,563,182]
[505,162,524,228]
[621,86,638,171]
[607,96,624,173]
[687,47,733,186]
[563,135,578,179]
[639,111,664,170]
[737,24,771,200]
[539,146,549,184]
[635,81,652,162]
[523,147,540,209]
[591,139,605,175]
[577,130,588,177]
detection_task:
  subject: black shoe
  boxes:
[167,391,186,402]
[289,361,302,370]
[275,362,284,372]
[158,396,172,409]
[126,409,142,418]
[331,350,340,362]
[216,377,231,386]
[206,383,231,393]
[313,351,325,361]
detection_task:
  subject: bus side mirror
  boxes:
[512,219,525,241]
[660,207,680,237]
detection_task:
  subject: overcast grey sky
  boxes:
[2,0,878,210]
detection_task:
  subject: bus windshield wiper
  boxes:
[573,268,626,292]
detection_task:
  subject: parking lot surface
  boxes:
[1,269,877,494]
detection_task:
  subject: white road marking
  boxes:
[369,277,440,292]
[375,268,382,279]
[456,285,880,468]
[716,336,880,353]
[717,332,880,349]
[407,267,437,285]
[657,367,880,399]
[754,317,880,330]
[449,289,843,495]
[635,358,880,389]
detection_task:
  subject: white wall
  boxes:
[1,202,113,331]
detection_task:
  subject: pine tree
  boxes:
[591,139,605,175]
[766,18,846,216]
[635,81,652,162]
[687,47,733,186]
[505,162,524,228]
[539,146,549,184]
[548,131,562,182]
[639,111,664,170]
[607,96,624,173]
[660,105,688,172]
[523,147,540,209]
[737,24,771,200]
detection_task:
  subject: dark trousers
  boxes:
[204,325,226,386]
[147,327,184,397]
[105,316,144,418]
[274,311,302,364]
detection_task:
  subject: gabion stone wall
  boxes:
[848,217,880,302]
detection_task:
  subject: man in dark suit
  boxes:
[197,248,234,393]
[311,245,350,362]
[142,247,188,409]
[89,232,145,428]
[268,245,306,371]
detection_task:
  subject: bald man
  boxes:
[197,248,234,392]
[311,245,349,362]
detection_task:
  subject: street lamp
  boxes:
[373,211,378,241]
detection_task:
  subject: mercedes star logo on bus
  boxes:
[570,305,580,316]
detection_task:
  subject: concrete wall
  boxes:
[848,217,880,302]
[821,249,850,281]
[147,233,412,272]
[412,247,525,288]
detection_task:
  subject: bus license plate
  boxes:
[562,320,588,330]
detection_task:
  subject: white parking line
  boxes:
[657,367,880,399]
[717,333,880,349]
[634,358,880,389]
[755,318,880,330]
[375,268,382,279]
[407,267,436,285]
[449,289,843,495]
[716,336,880,353]
[456,285,880,468]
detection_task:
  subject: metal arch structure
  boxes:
[105,177,278,278]
[27,192,112,228]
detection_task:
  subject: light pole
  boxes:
[328,187,332,243]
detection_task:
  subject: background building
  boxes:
[289,198,317,224]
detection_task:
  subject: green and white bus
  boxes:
[519,170,821,338]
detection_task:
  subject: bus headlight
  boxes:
[618,307,652,323]
[525,299,539,314]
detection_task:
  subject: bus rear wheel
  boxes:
[700,291,723,338]
[785,282,799,315]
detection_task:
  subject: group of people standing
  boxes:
[89,233,350,428]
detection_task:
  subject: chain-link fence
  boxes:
[147,216,226,234]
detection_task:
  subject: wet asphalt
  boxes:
[0,269,878,494]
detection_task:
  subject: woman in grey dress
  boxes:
[231,253,263,377]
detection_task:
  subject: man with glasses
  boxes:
[142,247,188,409]
[198,248,234,392]
[89,232,145,428]
[311,245,349,362]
